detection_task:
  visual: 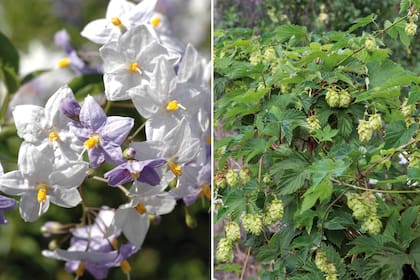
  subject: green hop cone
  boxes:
[307,115,321,133]
[225,221,241,242]
[351,201,370,220]
[262,173,272,184]
[239,167,252,185]
[263,47,277,64]
[405,21,417,36]
[401,102,416,117]
[315,251,328,273]
[263,199,284,226]
[216,238,234,262]
[325,88,340,108]
[368,113,382,130]
[361,216,382,235]
[364,36,376,51]
[241,213,263,235]
[326,263,338,280]
[338,90,351,108]
[225,169,239,187]
[357,120,373,142]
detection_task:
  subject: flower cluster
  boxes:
[0,0,209,278]
[346,192,382,235]
[325,87,352,108]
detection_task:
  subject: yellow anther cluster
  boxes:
[130,172,140,180]
[128,62,141,73]
[48,131,60,142]
[168,160,182,176]
[166,100,180,111]
[76,262,85,277]
[57,58,70,68]
[84,135,101,150]
[37,187,47,203]
[199,184,211,200]
[120,259,132,273]
[150,15,161,27]
[111,17,123,27]
[135,203,147,214]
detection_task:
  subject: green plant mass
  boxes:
[214,1,420,279]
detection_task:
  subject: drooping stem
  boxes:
[239,247,251,280]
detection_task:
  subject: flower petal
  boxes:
[100,116,134,145]
[79,95,107,131]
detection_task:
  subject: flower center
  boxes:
[166,100,186,111]
[120,259,132,274]
[36,183,48,203]
[167,159,182,177]
[111,17,123,27]
[76,261,85,277]
[49,131,60,142]
[150,15,161,27]
[130,172,140,180]
[57,57,70,68]
[84,134,101,150]
[135,203,147,214]
[128,62,142,74]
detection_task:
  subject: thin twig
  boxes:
[331,178,420,194]
[240,247,251,280]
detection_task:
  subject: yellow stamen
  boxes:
[111,17,123,27]
[135,203,147,214]
[199,184,211,200]
[84,134,101,150]
[76,262,85,277]
[168,160,182,177]
[36,183,48,203]
[48,131,60,142]
[112,239,119,249]
[207,136,211,145]
[130,172,140,180]
[120,259,132,274]
[128,62,141,74]
[150,15,161,27]
[57,58,70,68]
[166,100,186,111]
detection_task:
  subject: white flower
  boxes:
[0,148,88,222]
[100,25,172,101]
[106,182,175,246]
[13,85,83,172]
[81,0,158,44]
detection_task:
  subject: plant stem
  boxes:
[126,121,146,143]
[332,178,420,194]
[240,247,251,280]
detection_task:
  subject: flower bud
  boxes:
[307,115,321,132]
[239,167,252,185]
[225,169,239,187]
[60,97,81,121]
[216,238,234,262]
[364,36,376,51]
[263,199,284,226]
[405,21,417,36]
[262,173,272,184]
[225,221,241,242]
[361,216,382,235]
[338,90,351,108]
[123,147,136,159]
[368,113,382,130]
[325,88,340,108]
[357,120,373,142]
[241,213,263,235]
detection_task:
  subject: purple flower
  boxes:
[70,95,134,168]
[0,195,17,224]
[104,159,166,186]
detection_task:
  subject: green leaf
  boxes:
[400,0,410,14]
[20,69,50,85]
[225,61,264,79]
[308,158,350,187]
[337,114,354,137]
[274,25,307,43]
[300,179,333,214]
[324,211,354,230]
[367,60,420,89]
[384,121,418,149]
[0,31,19,73]
[215,189,246,222]
[241,138,266,163]
[215,263,242,275]
[68,74,104,97]
[0,65,19,94]
[348,14,376,33]
[314,125,338,142]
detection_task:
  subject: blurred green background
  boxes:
[0,0,210,279]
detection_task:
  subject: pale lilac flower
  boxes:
[0,148,88,222]
[69,95,134,167]
[106,183,176,246]
[13,85,83,171]
[100,24,171,101]
[0,195,17,225]
[81,0,158,44]
[60,97,81,121]
[104,158,166,186]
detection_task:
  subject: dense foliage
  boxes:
[214,1,420,279]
